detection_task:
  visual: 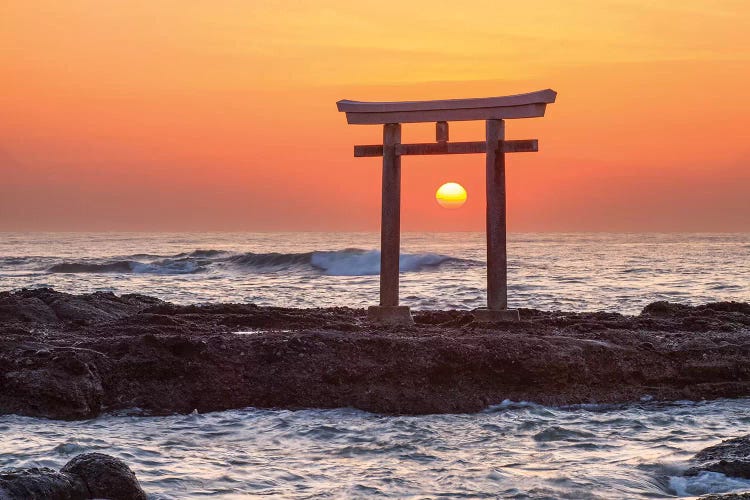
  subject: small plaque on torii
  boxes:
[337,89,557,325]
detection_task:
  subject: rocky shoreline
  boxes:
[1,288,750,420]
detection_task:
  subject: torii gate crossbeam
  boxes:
[337,89,557,325]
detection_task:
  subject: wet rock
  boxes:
[0,350,104,420]
[642,301,690,316]
[702,302,750,315]
[0,453,145,500]
[0,288,160,325]
[688,435,750,479]
[61,453,146,500]
[1,288,750,419]
[0,467,87,499]
[0,290,58,324]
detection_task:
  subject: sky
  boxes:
[1,0,749,231]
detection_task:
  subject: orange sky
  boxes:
[1,0,749,231]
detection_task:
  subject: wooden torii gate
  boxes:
[337,89,557,324]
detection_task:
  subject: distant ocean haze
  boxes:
[0,232,747,314]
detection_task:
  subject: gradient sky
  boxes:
[2,0,749,231]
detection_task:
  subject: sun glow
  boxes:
[435,182,467,209]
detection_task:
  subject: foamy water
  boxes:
[0,232,748,314]
[2,399,750,498]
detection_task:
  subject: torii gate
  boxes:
[337,89,557,325]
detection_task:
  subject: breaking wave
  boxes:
[310,249,457,275]
[45,249,471,276]
[669,471,750,497]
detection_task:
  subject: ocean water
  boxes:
[2,232,750,498]
[0,232,748,314]
[2,400,750,499]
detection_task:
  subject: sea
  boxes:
[1,232,749,499]
[0,232,748,314]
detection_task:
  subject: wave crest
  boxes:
[311,249,455,276]
[46,248,467,276]
[48,261,137,274]
[228,252,314,268]
[49,258,205,275]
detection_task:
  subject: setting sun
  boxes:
[435,182,467,209]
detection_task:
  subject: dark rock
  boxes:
[1,350,104,420]
[0,288,160,325]
[687,435,750,479]
[642,301,690,316]
[0,467,87,500]
[1,288,750,419]
[61,453,146,500]
[0,453,145,499]
[0,290,58,324]
[702,302,750,315]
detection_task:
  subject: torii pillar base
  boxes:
[368,305,414,326]
[473,308,520,323]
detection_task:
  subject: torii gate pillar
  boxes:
[478,119,519,322]
[379,123,403,308]
[337,89,557,325]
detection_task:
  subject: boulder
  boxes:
[61,453,146,500]
[0,467,87,500]
[0,453,145,500]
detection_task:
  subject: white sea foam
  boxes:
[310,249,454,276]
[669,471,750,497]
[130,259,202,275]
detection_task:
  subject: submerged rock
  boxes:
[0,453,145,499]
[1,288,750,419]
[688,435,750,479]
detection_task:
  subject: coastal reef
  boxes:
[1,288,749,420]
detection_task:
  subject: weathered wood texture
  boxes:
[380,123,402,307]
[485,119,508,311]
[341,104,547,124]
[337,89,556,125]
[436,121,449,143]
[338,89,556,113]
[353,139,537,157]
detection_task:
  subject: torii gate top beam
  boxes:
[337,89,556,124]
